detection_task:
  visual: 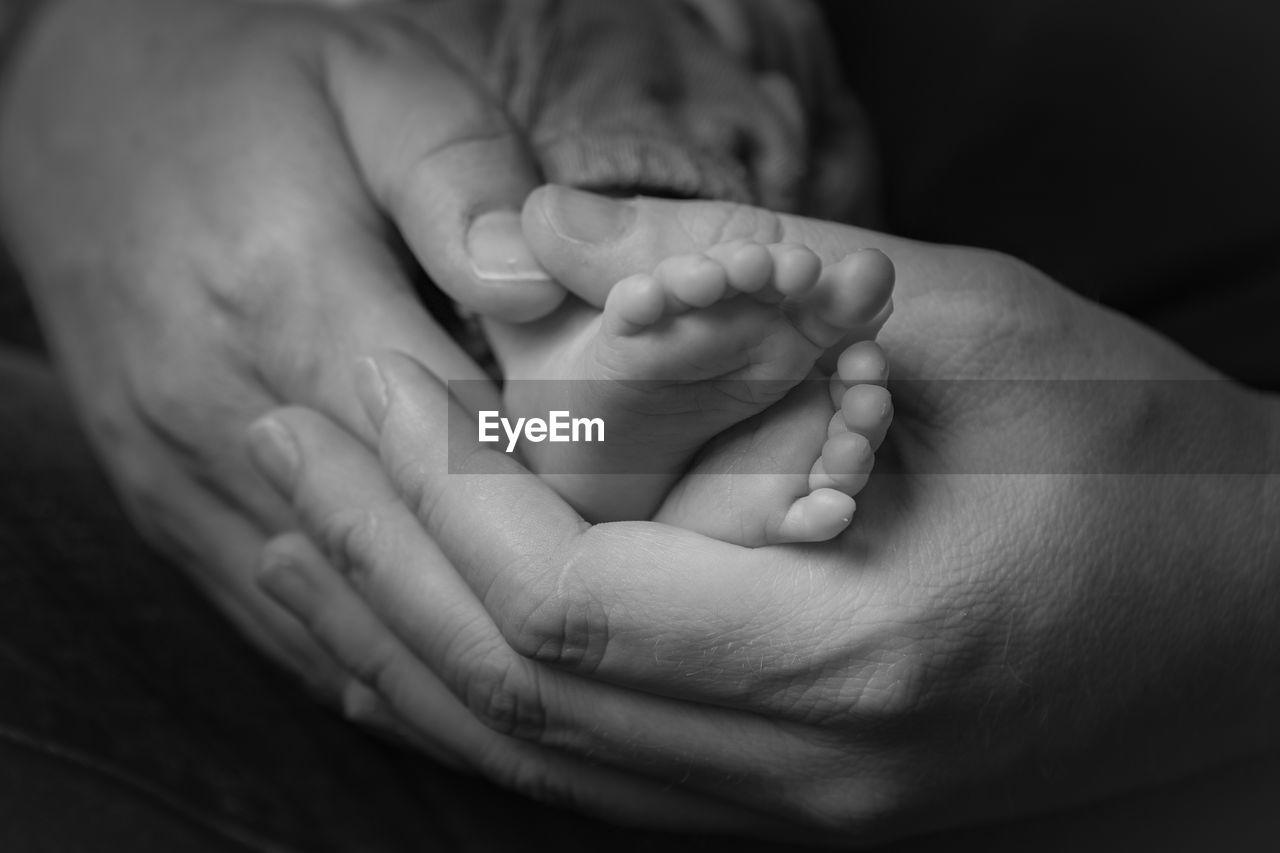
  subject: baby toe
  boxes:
[656,254,729,310]
[841,384,893,451]
[708,240,774,294]
[837,340,889,387]
[811,249,895,330]
[815,430,875,495]
[775,488,856,544]
[767,243,823,299]
[604,273,666,335]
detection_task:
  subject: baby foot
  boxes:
[655,340,893,546]
[502,242,894,523]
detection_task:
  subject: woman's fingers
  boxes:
[260,532,486,774]
[247,402,844,816]
[323,18,563,322]
[255,551,796,833]
[341,353,881,715]
[254,535,808,837]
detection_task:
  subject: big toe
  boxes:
[773,489,856,544]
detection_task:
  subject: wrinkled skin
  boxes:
[248,190,1280,841]
[0,0,853,698]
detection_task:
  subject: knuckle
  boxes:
[386,121,518,222]
[336,632,404,699]
[847,644,934,723]
[123,357,196,435]
[345,656,403,718]
[324,19,518,217]
[848,587,999,728]
[314,506,383,586]
[501,587,602,671]
[213,236,309,325]
[461,647,547,742]
[789,605,948,727]
[502,757,581,812]
[394,455,451,537]
[192,192,341,330]
[118,333,246,455]
[497,547,608,673]
[946,249,1051,335]
[854,611,959,722]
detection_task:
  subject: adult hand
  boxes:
[250,189,1279,840]
[0,0,564,695]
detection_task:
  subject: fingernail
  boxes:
[248,418,300,490]
[465,210,552,282]
[258,549,316,611]
[354,357,389,428]
[541,185,635,244]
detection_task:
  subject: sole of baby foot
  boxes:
[506,245,894,527]
[653,340,893,547]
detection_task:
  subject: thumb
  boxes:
[521,185,948,308]
[323,23,564,322]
